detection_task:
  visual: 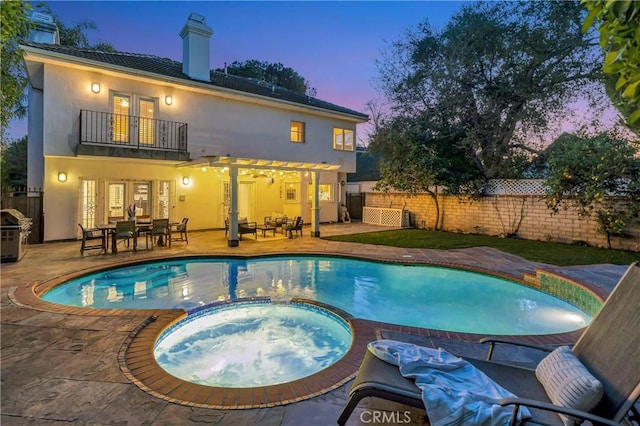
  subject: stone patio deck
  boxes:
[1,222,629,425]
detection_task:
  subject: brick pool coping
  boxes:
[8,253,597,409]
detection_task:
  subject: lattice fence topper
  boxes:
[483,179,548,195]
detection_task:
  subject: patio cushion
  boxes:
[535,346,603,425]
[238,217,248,225]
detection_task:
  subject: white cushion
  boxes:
[535,346,603,425]
[238,217,248,224]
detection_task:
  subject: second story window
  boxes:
[290,121,305,143]
[333,128,354,151]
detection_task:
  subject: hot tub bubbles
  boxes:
[154,301,353,388]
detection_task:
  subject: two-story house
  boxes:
[22,13,368,245]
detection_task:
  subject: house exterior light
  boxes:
[91,82,100,93]
[165,95,173,105]
[182,176,190,185]
[58,172,67,182]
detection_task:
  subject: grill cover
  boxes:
[0,209,31,228]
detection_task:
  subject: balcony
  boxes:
[78,110,190,161]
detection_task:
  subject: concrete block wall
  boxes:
[366,192,640,252]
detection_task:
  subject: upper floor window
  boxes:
[290,121,305,143]
[333,128,354,151]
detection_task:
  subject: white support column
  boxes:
[228,165,239,247]
[311,171,320,237]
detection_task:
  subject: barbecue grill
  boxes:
[1,209,32,262]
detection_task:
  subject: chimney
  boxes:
[179,13,213,82]
[29,12,59,44]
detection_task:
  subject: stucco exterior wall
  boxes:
[43,157,342,241]
[366,192,640,252]
[39,64,358,171]
[27,55,362,241]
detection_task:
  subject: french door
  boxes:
[79,179,174,235]
[107,181,151,219]
[111,93,157,146]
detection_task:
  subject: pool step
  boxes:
[522,272,541,288]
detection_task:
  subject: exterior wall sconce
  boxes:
[58,172,68,182]
[91,82,101,93]
[340,180,346,186]
[182,176,190,185]
[165,95,173,105]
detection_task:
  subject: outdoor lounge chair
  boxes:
[265,214,287,233]
[237,217,257,240]
[338,262,640,426]
[285,216,303,237]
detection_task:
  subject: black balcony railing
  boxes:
[79,110,187,152]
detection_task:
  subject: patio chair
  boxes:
[78,223,105,255]
[113,220,137,253]
[285,216,303,237]
[171,217,189,244]
[338,262,640,426]
[144,218,171,249]
[238,217,257,240]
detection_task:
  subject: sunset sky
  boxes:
[10,1,618,143]
[9,1,464,141]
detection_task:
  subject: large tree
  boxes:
[217,60,312,95]
[369,114,482,229]
[545,133,640,248]
[1,0,31,143]
[0,135,27,190]
[582,0,640,132]
[376,0,603,180]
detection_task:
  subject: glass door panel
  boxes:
[138,98,156,145]
[132,183,150,217]
[112,95,130,143]
[80,179,97,229]
[158,181,170,219]
[108,183,126,221]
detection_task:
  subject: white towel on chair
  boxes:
[368,340,531,426]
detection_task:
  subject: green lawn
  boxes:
[324,229,639,266]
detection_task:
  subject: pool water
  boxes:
[153,301,352,387]
[42,256,592,335]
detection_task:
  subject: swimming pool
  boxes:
[42,255,592,335]
[154,300,353,387]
